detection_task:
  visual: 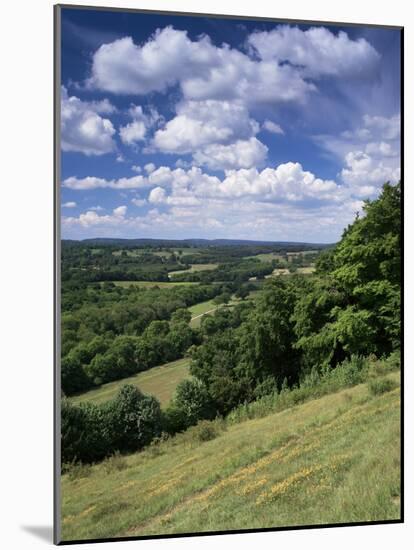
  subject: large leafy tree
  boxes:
[332,182,401,355]
[238,278,301,387]
[294,182,401,368]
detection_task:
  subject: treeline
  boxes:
[62,241,328,283]
[62,246,182,283]
[62,183,401,464]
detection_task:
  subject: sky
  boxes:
[60,7,401,243]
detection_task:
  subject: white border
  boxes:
[1,1,411,548]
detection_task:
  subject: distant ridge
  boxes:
[62,237,334,248]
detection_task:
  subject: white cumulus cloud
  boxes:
[87,27,316,105]
[315,113,400,194]
[248,26,380,80]
[153,99,266,170]
[61,87,116,156]
[119,105,161,146]
[62,175,150,190]
[341,151,400,193]
[193,138,268,171]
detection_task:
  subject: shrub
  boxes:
[102,451,128,474]
[368,377,398,396]
[322,355,369,389]
[61,385,163,464]
[61,399,111,464]
[162,404,189,435]
[192,420,219,442]
[369,351,401,376]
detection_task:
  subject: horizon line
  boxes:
[61,236,337,245]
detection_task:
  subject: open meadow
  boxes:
[70,358,190,407]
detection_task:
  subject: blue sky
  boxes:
[60,7,401,243]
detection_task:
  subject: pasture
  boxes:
[70,358,190,407]
[189,299,219,327]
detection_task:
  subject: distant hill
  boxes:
[62,237,334,249]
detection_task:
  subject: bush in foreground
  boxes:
[61,385,162,464]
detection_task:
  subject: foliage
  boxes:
[191,420,220,442]
[164,378,215,433]
[61,399,112,464]
[61,385,162,463]
[105,385,162,453]
[293,183,401,370]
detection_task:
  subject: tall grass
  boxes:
[227,352,399,425]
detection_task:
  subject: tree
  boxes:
[332,182,401,355]
[171,308,191,324]
[213,292,231,306]
[61,399,111,463]
[171,379,215,428]
[294,182,401,369]
[105,385,162,452]
[190,330,250,414]
[235,286,249,300]
[61,356,92,396]
[238,279,300,387]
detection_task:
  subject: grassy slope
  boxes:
[70,358,190,407]
[61,372,400,541]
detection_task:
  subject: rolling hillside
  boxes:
[61,371,401,541]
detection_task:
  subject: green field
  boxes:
[287,250,319,257]
[170,248,202,256]
[111,281,199,288]
[169,264,218,277]
[265,266,316,278]
[189,299,221,327]
[70,358,190,407]
[189,299,218,317]
[266,268,290,277]
[189,293,259,327]
[297,266,316,274]
[243,252,285,262]
[61,371,400,541]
